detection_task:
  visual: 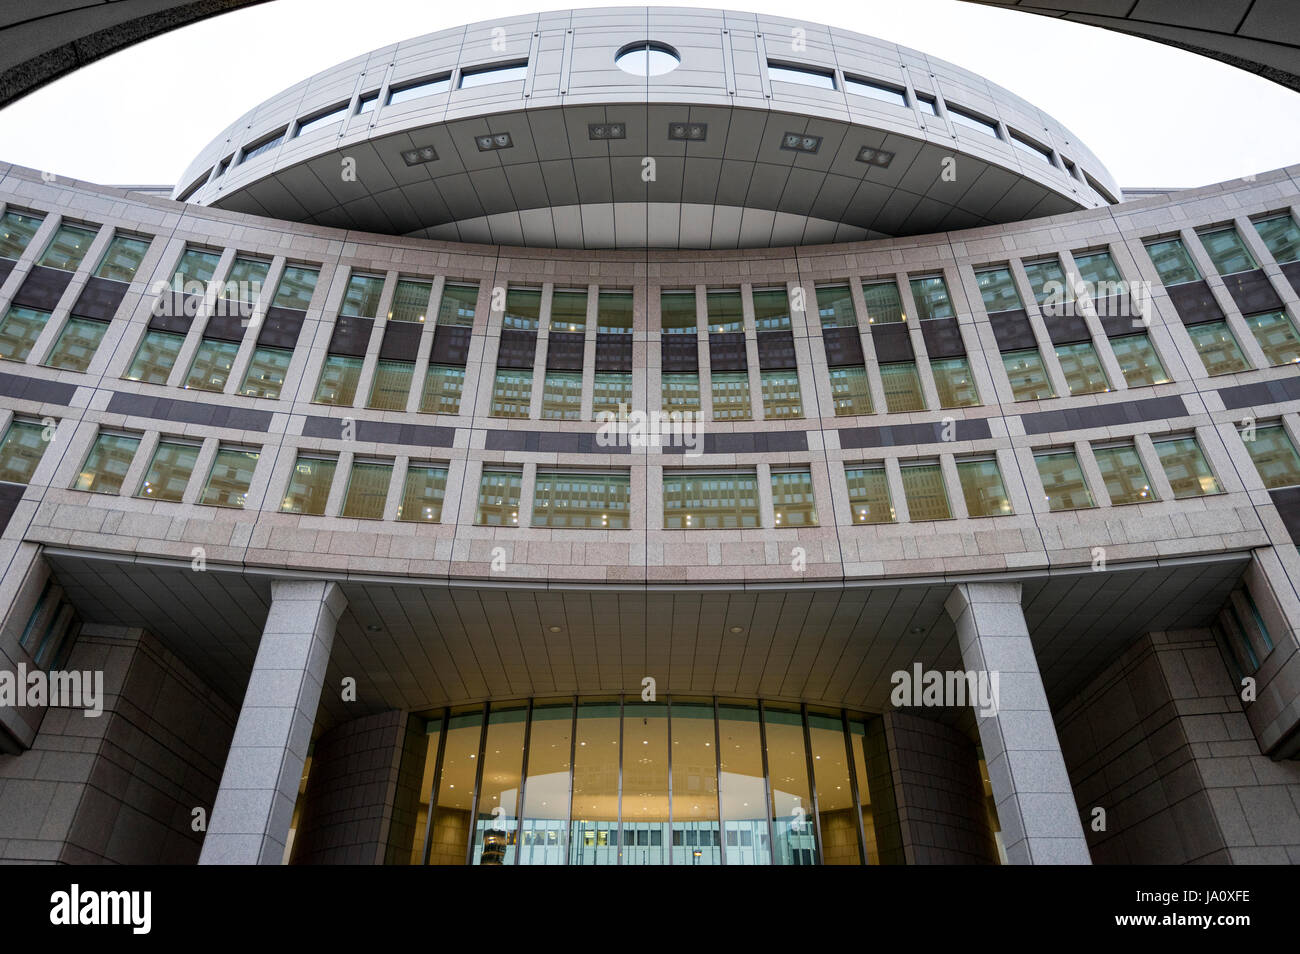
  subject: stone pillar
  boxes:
[944,581,1091,864]
[199,580,346,865]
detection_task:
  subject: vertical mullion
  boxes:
[419,707,450,866]
[757,699,777,865]
[713,695,726,866]
[565,694,577,865]
[513,697,534,865]
[463,702,491,866]
[842,710,869,866]
[666,695,674,866]
[801,702,824,866]
[616,693,625,865]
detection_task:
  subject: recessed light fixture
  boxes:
[548,625,562,633]
[588,122,626,140]
[729,625,744,634]
[401,145,439,166]
[366,624,382,633]
[857,146,895,167]
[668,122,707,142]
[781,132,822,154]
[476,132,513,151]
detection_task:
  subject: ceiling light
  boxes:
[588,122,626,140]
[668,122,707,142]
[857,146,895,167]
[548,625,562,633]
[781,132,822,154]
[476,132,513,151]
[401,145,439,166]
[729,625,744,634]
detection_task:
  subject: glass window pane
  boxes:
[175,247,221,286]
[0,210,44,260]
[550,289,588,333]
[1186,320,1251,375]
[900,462,951,520]
[39,224,97,271]
[476,470,521,525]
[437,283,478,326]
[491,369,532,418]
[504,287,541,330]
[0,420,49,484]
[1145,238,1200,285]
[771,470,817,527]
[542,371,582,420]
[460,62,527,88]
[752,288,791,331]
[0,305,50,361]
[388,279,432,322]
[184,338,240,392]
[1035,450,1094,511]
[1073,250,1123,289]
[341,274,384,317]
[368,359,414,410]
[341,460,391,519]
[597,290,633,332]
[569,700,620,865]
[816,284,857,328]
[879,361,925,412]
[807,711,859,866]
[1254,214,1300,264]
[829,366,873,416]
[125,329,183,383]
[420,364,464,415]
[314,354,363,405]
[44,317,107,371]
[1003,348,1055,401]
[1055,340,1112,395]
[948,106,998,136]
[272,265,319,310]
[761,369,802,419]
[661,372,700,412]
[931,356,980,408]
[846,466,894,524]
[1241,425,1300,490]
[844,76,906,107]
[957,458,1013,516]
[707,289,744,333]
[1022,258,1071,306]
[222,257,270,301]
[136,440,199,502]
[1244,310,1300,366]
[1198,227,1257,275]
[764,706,816,866]
[1094,444,1156,505]
[241,346,292,399]
[861,280,904,324]
[717,703,771,865]
[280,456,336,515]
[469,705,527,865]
[517,700,573,866]
[910,275,954,319]
[429,710,483,865]
[663,471,760,529]
[975,267,1022,312]
[1154,436,1222,497]
[670,699,720,865]
[397,465,447,521]
[74,433,140,494]
[620,701,670,865]
[200,447,259,508]
[94,236,150,282]
[1111,333,1170,387]
[592,372,632,417]
[532,472,630,529]
[660,290,698,332]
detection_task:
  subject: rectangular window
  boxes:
[663,471,760,529]
[533,472,631,529]
[771,469,818,527]
[74,432,140,494]
[1073,249,1123,290]
[0,306,50,361]
[38,224,97,272]
[438,282,478,326]
[846,466,893,523]
[712,372,751,420]
[240,129,285,163]
[1154,435,1222,497]
[136,439,199,502]
[314,354,363,405]
[0,210,44,260]
[661,372,700,412]
[1034,449,1094,511]
[815,284,857,328]
[0,419,49,484]
[592,371,632,416]
[542,371,582,420]
[844,76,906,107]
[931,356,980,408]
[768,62,835,90]
[477,470,522,525]
[271,265,319,310]
[368,359,414,410]
[861,279,904,323]
[94,235,151,282]
[184,338,240,392]
[915,93,938,116]
[44,317,107,372]
[598,290,633,332]
[491,368,532,418]
[296,103,348,136]
[1253,213,1300,264]
[761,369,803,419]
[1240,424,1300,489]
[829,365,873,416]
[222,257,270,301]
[388,279,432,322]
[706,289,744,334]
[880,361,925,412]
[975,266,1022,312]
[459,62,527,89]
[200,446,259,508]
[551,289,588,333]
[1145,237,1201,286]
[1003,348,1055,401]
[1093,443,1156,505]
[752,288,791,331]
[420,364,464,414]
[957,457,1012,517]
[341,460,392,519]
[1186,320,1251,375]
[660,290,698,332]
[341,273,385,317]
[1244,310,1300,366]
[504,287,542,330]
[398,464,448,521]
[1022,257,1072,306]
[1009,131,1052,164]
[900,462,951,521]
[947,105,998,137]
[388,75,451,105]
[1111,333,1170,387]
[357,91,379,114]
[1055,340,1111,395]
[280,455,336,515]
[175,247,221,286]
[909,275,954,319]
[240,346,292,399]
[125,329,183,383]
[1198,226,1257,275]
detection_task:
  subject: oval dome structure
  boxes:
[175,7,1120,248]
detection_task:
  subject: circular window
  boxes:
[615,41,681,76]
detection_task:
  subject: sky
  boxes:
[0,0,1297,190]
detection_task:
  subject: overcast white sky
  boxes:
[0,0,1297,190]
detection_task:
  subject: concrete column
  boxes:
[944,581,1091,865]
[199,579,346,865]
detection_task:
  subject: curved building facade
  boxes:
[0,8,1298,868]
